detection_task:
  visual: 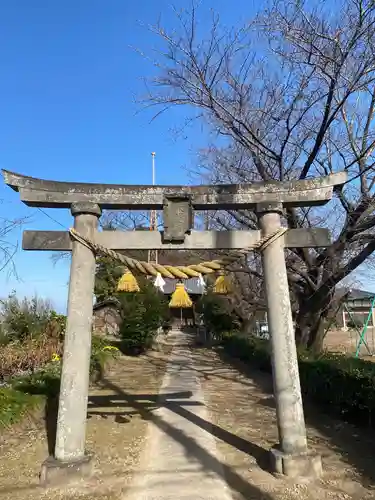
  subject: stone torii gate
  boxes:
[3,169,347,484]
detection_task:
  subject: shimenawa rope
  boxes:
[68,227,287,280]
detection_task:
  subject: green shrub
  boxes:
[12,370,61,398]
[222,334,271,371]
[298,354,375,426]
[90,335,119,380]
[347,317,364,329]
[0,327,120,429]
[6,335,117,394]
[0,292,66,343]
[196,292,240,337]
[0,293,66,381]
[221,334,375,427]
[0,387,43,428]
[94,256,125,302]
[117,279,170,354]
[161,304,173,333]
[0,326,9,346]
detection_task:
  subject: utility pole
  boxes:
[148,152,158,264]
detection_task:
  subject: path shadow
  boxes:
[215,345,375,488]
[143,349,256,388]
[167,401,269,470]
[88,379,274,500]
[88,390,199,421]
[14,375,61,457]
[45,395,59,455]
[88,389,269,471]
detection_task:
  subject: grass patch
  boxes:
[0,386,43,429]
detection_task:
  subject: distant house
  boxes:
[162,277,205,296]
[335,288,375,330]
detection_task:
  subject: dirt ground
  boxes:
[1,337,375,500]
[324,326,375,359]
[0,344,172,500]
[195,347,375,500]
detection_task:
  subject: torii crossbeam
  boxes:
[3,169,345,209]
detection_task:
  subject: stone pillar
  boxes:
[257,203,322,479]
[40,202,101,486]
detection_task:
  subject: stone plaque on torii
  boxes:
[2,169,347,484]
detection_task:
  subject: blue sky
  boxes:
[0,1,373,312]
[0,0,258,312]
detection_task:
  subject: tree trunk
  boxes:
[241,314,257,336]
[295,291,332,353]
[295,310,327,353]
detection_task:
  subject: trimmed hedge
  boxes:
[221,334,375,427]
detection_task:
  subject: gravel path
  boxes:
[124,329,232,500]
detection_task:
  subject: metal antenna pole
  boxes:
[148,152,158,264]
[152,151,155,186]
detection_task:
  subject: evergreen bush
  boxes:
[196,292,240,338]
[117,278,170,354]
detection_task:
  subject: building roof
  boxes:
[93,297,121,311]
[162,277,205,295]
[336,287,374,301]
[347,288,374,300]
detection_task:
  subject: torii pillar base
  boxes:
[40,455,93,487]
[270,447,322,479]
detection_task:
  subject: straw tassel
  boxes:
[117,269,140,292]
[169,282,192,308]
[213,272,231,294]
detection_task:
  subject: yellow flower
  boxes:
[102,345,119,351]
[52,353,60,362]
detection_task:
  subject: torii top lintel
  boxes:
[2,170,347,210]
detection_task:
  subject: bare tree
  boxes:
[100,210,155,232]
[100,209,211,266]
[0,210,29,278]
[140,0,375,350]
